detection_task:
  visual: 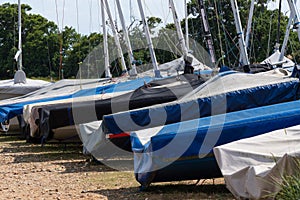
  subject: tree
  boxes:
[0,3,61,79]
[63,31,104,78]
[184,0,300,67]
[0,3,20,78]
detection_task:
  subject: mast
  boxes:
[101,0,111,78]
[137,0,161,78]
[13,0,27,84]
[276,0,282,50]
[198,0,216,66]
[287,0,300,42]
[169,0,188,56]
[245,0,255,51]
[102,0,127,74]
[185,0,189,50]
[14,0,23,71]
[279,10,295,62]
[230,0,250,66]
[115,0,137,76]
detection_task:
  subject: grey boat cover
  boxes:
[0,78,50,100]
[214,124,300,199]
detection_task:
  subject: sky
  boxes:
[0,0,299,35]
[0,0,187,35]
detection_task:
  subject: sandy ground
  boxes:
[0,134,234,200]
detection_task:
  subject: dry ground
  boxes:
[0,134,235,200]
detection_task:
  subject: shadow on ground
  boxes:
[85,183,234,200]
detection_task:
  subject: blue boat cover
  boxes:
[131,99,300,187]
[0,77,153,123]
[103,73,299,134]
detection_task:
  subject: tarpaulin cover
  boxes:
[214,125,300,199]
[35,74,204,141]
[102,72,299,134]
[0,77,152,123]
[131,99,300,187]
[0,78,51,100]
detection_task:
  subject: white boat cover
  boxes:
[214,125,300,199]
[261,50,295,68]
[0,79,106,106]
[139,56,211,78]
[0,78,50,100]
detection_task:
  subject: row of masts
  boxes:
[101,0,194,78]
[101,0,300,76]
[15,0,300,80]
[233,0,300,67]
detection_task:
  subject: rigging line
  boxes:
[55,0,65,79]
[249,19,255,62]
[89,0,93,33]
[161,31,181,57]
[161,0,165,21]
[266,12,274,58]
[87,0,94,78]
[76,0,80,33]
[76,0,83,80]
[46,37,52,81]
[142,0,156,21]
[130,0,134,23]
[62,0,65,31]
[13,1,16,72]
[252,29,268,58]
[213,0,225,66]
[277,0,282,45]
[220,0,233,65]
[114,0,118,31]
[97,0,101,32]
[161,0,171,26]
[55,0,60,31]
[289,40,298,65]
[252,19,258,63]
[221,21,239,51]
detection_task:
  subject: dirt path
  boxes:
[0,134,234,200]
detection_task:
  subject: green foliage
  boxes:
[276,174,300,200]
[275,160,300,200]
[186,0,300,67]
[0,3,103,80]
[1,1,300,79]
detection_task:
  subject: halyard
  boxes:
[0,134,234,199]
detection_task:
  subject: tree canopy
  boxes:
[0,1,299,80]
[186,0,300,67]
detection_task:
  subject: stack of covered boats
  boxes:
[0,65,299,198]
[77,68,300,190]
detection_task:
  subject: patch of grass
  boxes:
[275,159,300,200]
[276,174,300,200]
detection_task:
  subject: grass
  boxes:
[275,159,300,200]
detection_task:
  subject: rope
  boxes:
[76,0,80,33]
[213,0,224,66]
[87,0,94,78]
[76,0,83,81]
[249,19,256,63]
[55,0,65,79]
[13,1,17,73]
[62,0,65,31]
[289,40,299,65]
[55,0,60,29]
